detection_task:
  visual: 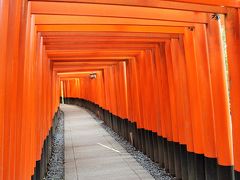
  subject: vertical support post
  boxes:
[154,44,167,168]
[207,13,234,180]
[0,0,9,179]
[183,28,205,180]
[3,0,28,179]
[177,37,192,180]
[193,24,217,180]
[225,8,240,178]
[158,43,173,173]
[170,39,188,179]
[165,41,177,176]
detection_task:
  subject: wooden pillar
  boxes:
[165,40,178,176]
[183,28,204,180]
[0,0,9,178]
[154,44,167,139]
[109,66,117,115]
[176,37,193,180]
[136,52,148,131]
[2,0,28,179]
[207,13,234,180]
[144,49,161,162]
[126,58,142,127]
[116,62,128,119]
[225,7,240,178]
[170,39,182,142]
[35,34,44,164]
[103,68,111,111]
[157,43,173,172]
[193,24,218,180]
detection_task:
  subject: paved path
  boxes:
[62,104,154,180]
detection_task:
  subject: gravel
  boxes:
[87,110,174,180]
[45,111,64,180]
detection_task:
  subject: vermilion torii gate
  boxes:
[0,0,240,179]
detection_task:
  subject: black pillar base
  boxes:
[140,128,146,154]
[235,170,240,180]
[204,157,217,180]
[217,164,234,180]
[163,138,169,172]
[168,141,175,176]
[180,144,188,180]
[149,131,154,160]
[136,128,142,151]
[152,132,159,163]
[36,160,41,180]
[133,122,139,149]
[187,151,196,180]
[158,136,164,168]
[144,130,150,157]
[195,153,205,180]
[174,142,182,179]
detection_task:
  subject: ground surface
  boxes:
[62,104,155,180]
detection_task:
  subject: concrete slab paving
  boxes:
[62,104,154,180]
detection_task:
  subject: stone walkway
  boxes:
[62,104,154,180]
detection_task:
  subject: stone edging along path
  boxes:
[45,111,64,179]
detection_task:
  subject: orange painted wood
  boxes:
[139,50,157,132]
[225,7,240,172]
[147,49,160,133]
[162,0,240,8]
[41,31,180,39]
[193,24,216,158]
[31,0,227,13]
[46,43,165,51]
[21,12,38,178]
[157,43,172,141]
[153,44,165,137]
[171,38,192,147]
[47,50,141,59]
[171,38,199,149]
[35,15,194,26]
[54,61,118,66]
[182,29,203,153]
[169,39,184,145]
[114,62,128,119]
[109,67,117,115]
[20,5,34,178]
[35,33,43,163]
[126,58,142,126]
[0,0,9,178]
[207,13,233,166]
[165,41,179,143]
[42,34,179,43]
[2,0,240,177]
[135,52,148,130]
[3,0,27,179]
[36,25,185,34]
[31,2,208,23]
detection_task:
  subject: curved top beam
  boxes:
[31,2,208,23]
[30,0,228,12]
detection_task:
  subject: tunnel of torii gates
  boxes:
[1,0,240,179]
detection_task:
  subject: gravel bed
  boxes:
[87,110,173,180]
[45,111,64,180]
